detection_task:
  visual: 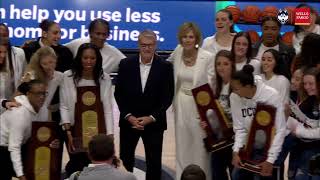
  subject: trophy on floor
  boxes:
[192,83,234,153]
[73,86,106,152]
[239,103,276,173]
[25,121,61,180]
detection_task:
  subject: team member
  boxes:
[230,65,286,179]
[65,18,125,74]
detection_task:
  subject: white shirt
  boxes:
[255,44,279,61]
[139,56,153,92]
[260,74,290,104]
[0,95,37,177]
[202,34,232,55]
[0,47,27,112]
[64,38,126,74]
[293,24,320,54]
[230,81,286,163]
[60,70,114,135]
[236,58,261,75]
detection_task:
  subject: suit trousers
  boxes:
[120,127,164,180]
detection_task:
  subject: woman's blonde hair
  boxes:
[177,22,202,47]
[24,46,57,82]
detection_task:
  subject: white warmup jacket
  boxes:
[0,95,37,177]
[230,80,287,164]
[59,70,114,135]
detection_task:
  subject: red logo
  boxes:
[295,8,310,25]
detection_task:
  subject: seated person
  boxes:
[69,134,137,180]
[181,164,206,180]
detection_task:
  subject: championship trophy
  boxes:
[73,86,106,152]
[25,121,61,180]
[239,103,276,173]
[192,83,234,153]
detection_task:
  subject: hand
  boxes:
[107,134,114,141]
[5,101,21,110]
[259,161,273,176]
[128,115,144,130]
[232,152,243,168]
[199,121,208,130]
[18,175,27,180]
[137,116,154,127]
[49,139,60,149]
[66,131,75,152]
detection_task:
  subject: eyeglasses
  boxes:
[140,43,156,49]
[29,91,48,97]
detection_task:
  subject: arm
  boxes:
[278,77,290,104]
[59,73,71,125]
[150,63,174,120]
[102,75,114,135]
[114,60,131,117]
[8,112,28,177]
[295,124,320,139]
[230,93,248,153]
[266,97,287,164]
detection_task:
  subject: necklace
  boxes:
[182,50,197,65]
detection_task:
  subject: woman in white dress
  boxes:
[168,22,213,179]
[260,49,291,104]
[231,32,261,74]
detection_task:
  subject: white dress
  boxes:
[175,63,211,180]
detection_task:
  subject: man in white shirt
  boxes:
[114,30,174,180]
[0,80,48,180]
[65,19,125,74]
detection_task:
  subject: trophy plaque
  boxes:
[192,83,234,153]
[239,103,276,173]
[25,121,62,180]
[73,86,106,152]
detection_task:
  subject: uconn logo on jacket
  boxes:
[241,107,256,118]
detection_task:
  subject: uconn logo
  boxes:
[241,107,256,118]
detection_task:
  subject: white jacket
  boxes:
[230,81,287,164]
[0,95,37,177]
[59,70,114,135]
[64,38,126,74]
[0,47,26,112]
[167,45,214,96]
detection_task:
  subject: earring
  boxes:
[195,44,199,48]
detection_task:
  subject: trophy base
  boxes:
[240,161,262,174]
[203,137,234,153]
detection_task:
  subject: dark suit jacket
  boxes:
[114,55,174,131]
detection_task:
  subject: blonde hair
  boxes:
[177,22,202,46]
[24,46,57,82]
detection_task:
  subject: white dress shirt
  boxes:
[0,95,37,177]
[139,56,153,92]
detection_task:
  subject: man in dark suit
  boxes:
[114,30,174,180]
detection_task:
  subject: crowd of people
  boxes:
[0,3,320,180]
